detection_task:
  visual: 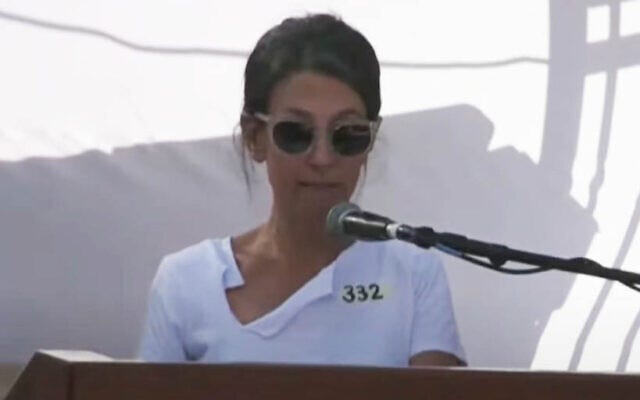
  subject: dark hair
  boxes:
[243,14,381,119]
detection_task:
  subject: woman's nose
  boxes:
[307,132,337,167]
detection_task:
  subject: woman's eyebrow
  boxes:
[332,109,367,121]
[282,108,313,118]
[281,107,365,121]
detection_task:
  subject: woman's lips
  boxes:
[299,181,341,189]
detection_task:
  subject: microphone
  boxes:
[326,202,415,242]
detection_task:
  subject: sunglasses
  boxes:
[249,112,381,157]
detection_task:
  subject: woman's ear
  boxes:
[241,114,267,163]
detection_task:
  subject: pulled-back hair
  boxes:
[242,14,380,119]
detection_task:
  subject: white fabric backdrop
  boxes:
[1,0,640,371]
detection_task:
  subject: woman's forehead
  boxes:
[267,72,367,117]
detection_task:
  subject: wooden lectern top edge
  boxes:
[32,349,640,378]
[36,350,114,363]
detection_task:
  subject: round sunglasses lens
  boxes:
[272,121,313,154]
[332,125,372,156]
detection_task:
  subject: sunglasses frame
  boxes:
[246,111,382,157]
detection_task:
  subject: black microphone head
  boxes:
[326,202,360,240]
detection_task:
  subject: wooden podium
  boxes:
[5,350,640,400]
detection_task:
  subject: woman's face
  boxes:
[256,71,372,221]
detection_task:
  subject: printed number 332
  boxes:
[342,284,384,303]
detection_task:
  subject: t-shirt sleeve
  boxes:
[138,258,187,362]
[410,253,466,363]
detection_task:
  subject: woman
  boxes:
[139,13,465,367]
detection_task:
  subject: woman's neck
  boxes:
[257,205,347,273]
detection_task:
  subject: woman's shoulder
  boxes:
[156,237,233,281]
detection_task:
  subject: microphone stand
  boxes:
[397,225,640,293]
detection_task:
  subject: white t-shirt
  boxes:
[139,237,465,367]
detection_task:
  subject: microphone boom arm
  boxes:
[405,226,640,292]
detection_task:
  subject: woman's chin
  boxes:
[292,195,346,220]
